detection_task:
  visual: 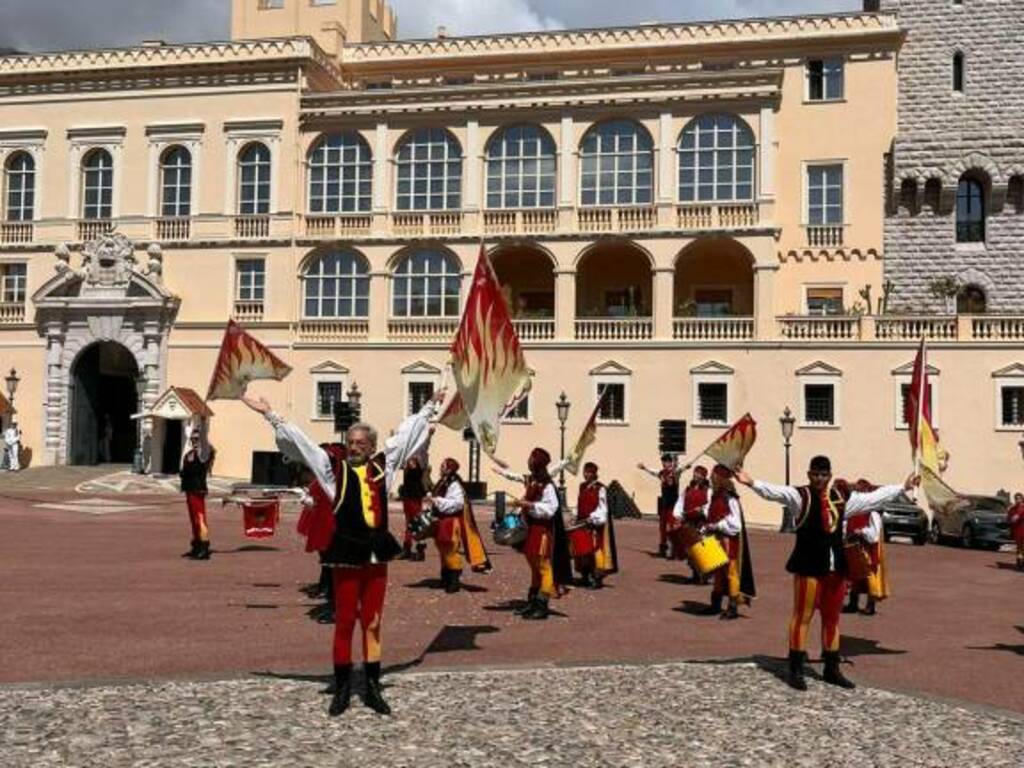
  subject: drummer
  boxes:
[570,462,617,589]
[843,479,889,616]
[701,465,755,620]
[671,466,711,584]
[638,455,682,558]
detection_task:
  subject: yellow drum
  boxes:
[687,535,729,576]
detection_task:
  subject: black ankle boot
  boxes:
[705,593,724,615]
[182,540,199,558]
[439,569,450,589]
[414,545,427,562]
[523,595,549,620]
[445,570,461,594]
[787,650,808,691]
[515,588,538,615]
[842,592,860,614]
[195,541,211,560]
[328,664,352,717]
[720,599,739,620]
[362,662,391,715]
[823,651,856,690]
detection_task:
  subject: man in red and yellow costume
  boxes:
[671,466,710,583]
[700,465,755,619]
[178,430,216,561]
[639,455,681,558]
[570,462,618,589]
[736,457,917,691]
[398,455,428,562]
[425,457,492,594]
[244,391,441,718]
[843,479,889,616]
[1008,492,1024,571]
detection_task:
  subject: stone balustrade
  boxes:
[512,318,556,341]
[234,215,270,240]
[970,316,1024,341]
[874,315,958,341]
[0,302,26,324]
[673,317,754,341]
[0,221,33,245]
[575,317,653,341]
[296,318,370,343]
[155,217,191,242]
[806,225,845,247]
[387,317,459,343]
[677,203,759,230]
[232,300,265,324]
[77,219,114,242]
[777,315,861,340]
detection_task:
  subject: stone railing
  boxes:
[387,317,459,343]
[971,316,1024,341]
[875,315,958,341]
[777,315,861,340]
[575,317,654,341]
[577,206,656,233]
[155,217,190,242]
[391,212,464,238]
[77,219,114,242]
[806,225,845,247]
[234,215,270,240]
[483,209,558,236]
[512,318,556,341]
[296,318,370,343]
[304,214,373,238]
[0,302,26,324]
[677,203,759,230]
[673,317,754,341]
[0,221,33,245]
[232,300,264,324]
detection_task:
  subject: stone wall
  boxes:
[880,0,1024,312]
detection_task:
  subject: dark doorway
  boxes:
[160,420,183,475]
[70,342,139,466]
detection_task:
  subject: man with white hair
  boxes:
[243,391,443,718]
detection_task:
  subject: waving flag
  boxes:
[438,391,469,432]
[206,320,292,401]
[906,339,937,457]
[563,389,608,476]
[449,245,531,457]
[704,414,758,470]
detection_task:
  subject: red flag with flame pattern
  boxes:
[449,245,531,457]
[438,391,469,432]
[206,320,292,401]
[704,414,758,470]
[563,389,608,476]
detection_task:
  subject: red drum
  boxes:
[243,500,280,539]
[567,523,596,558]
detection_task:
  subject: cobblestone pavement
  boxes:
[2,662,1022,768]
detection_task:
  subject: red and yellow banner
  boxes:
[563,390,608,476]
[206,319,292,401]
[704,413,758,470]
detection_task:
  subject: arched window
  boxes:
[82,149,113,220]
[392,250,461,317]
[308,132,373,214]
[956,176,985,242]
[679,114,755,202]
[238,142,271,215]
[579,120,653,206]
[4,152,35,222]
[486,125,556,209]
[159,146,192,218]
[303,251,370,318]
[957,284,987,314]
[395,129,462,211]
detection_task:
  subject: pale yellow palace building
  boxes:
[1,0,1022,521]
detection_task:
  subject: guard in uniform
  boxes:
[736,458,917,691]
[179,430,216,561]
[1008,493,1024,571]
[702,465,756,619]
[672,466,710,583]
[639,455,681,558]
[843,480,889,616]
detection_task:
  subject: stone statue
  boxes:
[54,242,72,275]
[3,421,21,472]
[145,243,164,281]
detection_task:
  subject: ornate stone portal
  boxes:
[32,232,180,466]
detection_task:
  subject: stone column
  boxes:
[44,331,65,465]
[653,267,676,340]
[554,268,577,341]
[368,271,389,341]
[753,264,779,340]
[559,116,575,208]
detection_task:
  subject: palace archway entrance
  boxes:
[69,341,139,466]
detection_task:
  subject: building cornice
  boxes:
[342,12,901,69]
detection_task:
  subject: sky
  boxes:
[0,0,863,53]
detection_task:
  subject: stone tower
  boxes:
[231,0,397,55]
[876,0,1024,313]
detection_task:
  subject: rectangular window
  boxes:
[504,394,530,422]
[807,164,843,225]
[408,381,435,416]
[597,383,626,423]
[236,259,265,302]
[1001,386,1024,427]
[1,263,27,303]
[694,289,733,318]
[804,383,836,426]
[807,59,844,101]
[258,0,285,9]
[899,382,935,428]
[317,381,343,419]
[806,287,844,316]
[697,382,728,424]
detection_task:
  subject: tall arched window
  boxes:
[4,152,35,222]
[308,132,372,214]
[303,251,370,318]
[486,125,556,209]
[957,284,987,314]
[956,176,985,242]
[679,115,755,202]
[82,149,113,220]
[159,146,192,218]
[953,52,965,93]
[579,120,653,206]
[238,142,271,215]
[395,129,463,211]
[392,250,461,317]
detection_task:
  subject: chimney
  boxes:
[437,25,448,40]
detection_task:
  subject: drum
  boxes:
[567,523,596,558]
[407,510,436,541]
[844,542,874,582]
[493,514,527,548]
[669,522,702,553]
[687,535,729,576]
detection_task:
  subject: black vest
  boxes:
[323,457,401,566]
[785,486,847,577]
[399,466,426,499]
[179,450,212,493]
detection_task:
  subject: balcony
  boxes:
[391,212,463,238]
[874,315,958,341]
[387,317,459,343]
[232,300,264,324]
[778,315,861,341]
[970,316,1024,341]
[575,317,653,341]
[512,318,556,341]
[673,317,754,341]
[304,214,373,239]
[483,209,558,236]
[296,318,370,343]
[577,206,656,233]
[0,221,33,245]
[806,225,845,247]
[0,302,26,324]
[677,203,759,230]
[78,219,114,242]
[155,217,190,242]
[234,215,270,240]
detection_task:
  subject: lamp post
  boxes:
[556,391,571,502]
[346,381,362,421]
[4,367,19,415]
[133,372,148,474]
[779,406,796,533]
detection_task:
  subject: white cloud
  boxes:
[391,0,563,38]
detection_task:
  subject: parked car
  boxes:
[878,493,929,545]
[928,495,1012,550]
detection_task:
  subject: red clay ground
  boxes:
[0,489,1021,714]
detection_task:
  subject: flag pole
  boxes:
[910,338,927,501]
